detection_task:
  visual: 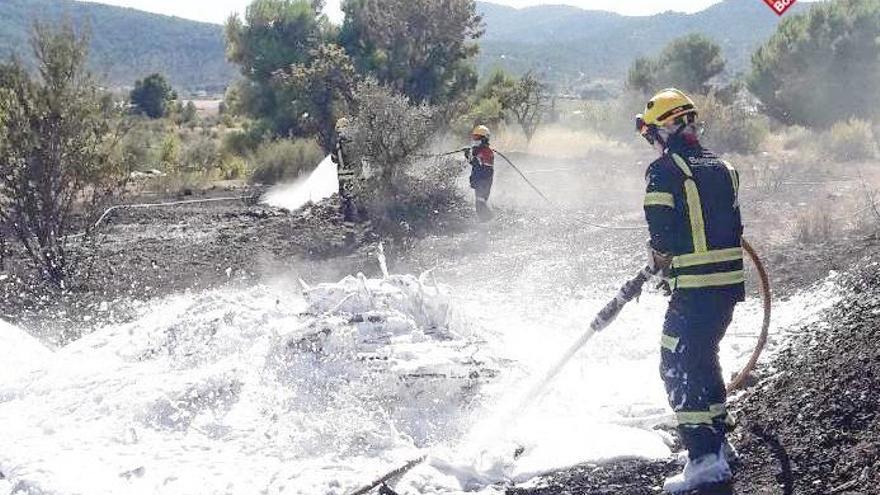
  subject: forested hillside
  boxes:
[477,0,810,86]
[0,0,810,92]
[0,0,234,91]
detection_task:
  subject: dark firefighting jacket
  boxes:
[643,139,744,300]
[468,143,494,187]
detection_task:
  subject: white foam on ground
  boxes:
[393,272,844,493]
[0,274,495,494]
[0,319,53,383]
[261,154,338,211]
[0,267,843,494]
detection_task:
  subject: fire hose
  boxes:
[421,146,644,231]
[346,238,771,495]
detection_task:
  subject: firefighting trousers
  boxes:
[338,174,357,222]
[660,290,737,459]
[469,164,493,219]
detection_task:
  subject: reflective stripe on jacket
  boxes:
[643,144,744,299]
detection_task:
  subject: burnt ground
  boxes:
[731,247,880,495]
[0,191,471,343]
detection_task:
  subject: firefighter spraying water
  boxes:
[637,88,746,493]
[465,125,496,222]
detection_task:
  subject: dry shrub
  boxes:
[796,207,834,244]
[695,93,769,154]
[0,23,130,286]
[219,155,249,180]
[347,80,465,237]
[575,92,644,142]
[762,125,818,155]
[821,118,877,162]
[155,171,213,196]
[779,125,816,151]
[180,136,220,173]
[362,157,466,238]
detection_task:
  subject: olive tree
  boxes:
[0,23,128,287]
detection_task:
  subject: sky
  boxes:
[76,0,767,26]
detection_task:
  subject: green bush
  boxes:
[181,136,219,173]
[219,155,249,180]
[249,138,323,185]
[821,118,877,162]
[222,128,263,156]
[696,94,769,154]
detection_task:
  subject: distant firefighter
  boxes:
[331,117,357,223]
[465,124,494,221]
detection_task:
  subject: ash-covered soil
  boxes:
[732,242,880,495]
[0,192,469,342]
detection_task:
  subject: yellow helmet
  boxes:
[471,124,490,140]
[636,88,697,136]
[335,117,350,132]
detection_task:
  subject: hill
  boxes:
[476,0,811,90]
[0,0,235,92]
[0,0,813,93]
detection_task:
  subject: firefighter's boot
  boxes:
[663,452,731,493]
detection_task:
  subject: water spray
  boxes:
[491,149,552,205]
[344,266,658,495]
[345,237,771,494]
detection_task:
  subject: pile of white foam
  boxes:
[0,271,494,495]
[0,263,846,494]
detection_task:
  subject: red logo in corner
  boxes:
[763,0,797,16]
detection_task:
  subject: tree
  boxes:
[459,67,515,129]
[347,79,436,197]
[0,23,128,287]
[130,73,175,118]
[627,34,725,95]
[344,79,463,236]
[224,0,326,136]
[503,71,548,144]
[340,0,483,105]
[181,100,197,123]
[748,0,880,127]
[627,56,658,94]
[272,43,357,151]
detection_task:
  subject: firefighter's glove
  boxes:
[646,242,672,275]
[463,147,472,161]
[655,278,672,297]
[646,243,673,296]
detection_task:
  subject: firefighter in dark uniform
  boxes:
[466,125,494,221]
[331,117,357,223]
[637,88,743,493]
